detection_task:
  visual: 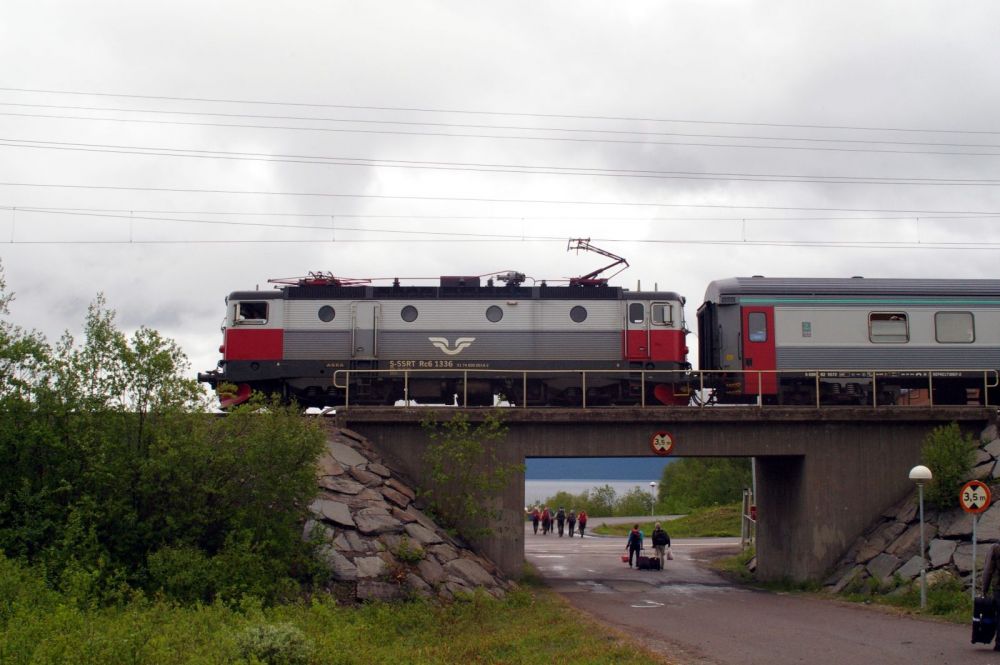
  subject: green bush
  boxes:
[922,423,977,509]
[235,622,314,665]
[0,270,326,605]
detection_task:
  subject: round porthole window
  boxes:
[318,305,336,322]
[401,305,418,322]
[570,305,588,323]
[486,305,504,322]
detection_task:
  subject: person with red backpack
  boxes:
[577,510,588,537]
[541,507,552,535]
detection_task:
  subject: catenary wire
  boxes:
[4,137,1000,185]
[4,112,1000,157]
[4,181,1000,216]
[2,85,999,136]
[4,101,1000,150]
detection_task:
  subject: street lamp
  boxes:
[649,481,657,517]
[909,464,933,609]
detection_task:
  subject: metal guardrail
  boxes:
[331,368,1000,409]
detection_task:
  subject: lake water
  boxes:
[524,479,658,507]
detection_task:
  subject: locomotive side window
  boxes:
[935,311,974,343]
[869,312,909,343]
[318,305,336,322]
[570,305,588,323]
[486,305,504,322]
[236,301,268,324]
[401,305,418,322]
[628,303,645,324]
[747,312,767,342]
[651,303,673,326]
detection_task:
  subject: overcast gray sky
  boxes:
[3,1,1000,377]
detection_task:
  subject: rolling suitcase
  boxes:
[973,596,997,644]
[637,555,660,571]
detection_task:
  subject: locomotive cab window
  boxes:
[747,312,767,342]
[651,303,673,326]
[628,303,645,324]
[235,301,268,324]
[869,312,909,343]
[935,311,975,343]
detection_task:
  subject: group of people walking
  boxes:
[529,506,588,537]
[626,521,672,570]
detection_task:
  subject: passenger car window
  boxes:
[236,301,267,324]
[318,305,335,322]
[869,312,908,343]
[569,305,588,323]
[935,311,974,343]
[628,303,645,324]
[748,312,767,342]
[486,305,503,322]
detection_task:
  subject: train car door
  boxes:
[351,302,380,358]
[742,306,776,396]
[625,301,649,360]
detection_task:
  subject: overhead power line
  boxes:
[9,204,998,223]
[4,181,1000,217]
[5,111,1000,157]
[4,101,1000,151]
[4,137,1000,185]
[2,85,998,136]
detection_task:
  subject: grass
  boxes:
[591,504,742,538]
[0,563,674,664]
[710,549,972,624]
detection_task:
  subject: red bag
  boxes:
[620,552,629,563]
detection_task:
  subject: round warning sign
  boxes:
[650,431,675,456]
[960,480,992,514]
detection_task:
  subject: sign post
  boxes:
[960,480,992,601]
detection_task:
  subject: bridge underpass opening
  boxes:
[523,455,754,566]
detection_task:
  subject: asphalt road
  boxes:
[525,525,1000,665]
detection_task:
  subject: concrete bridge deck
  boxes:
[334,406,996,582]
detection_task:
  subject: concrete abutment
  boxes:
[336,407,993,583]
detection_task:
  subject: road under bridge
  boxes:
[333,406,995,582]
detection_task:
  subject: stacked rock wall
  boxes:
[825,423,1000,594]
[305,428,512,602]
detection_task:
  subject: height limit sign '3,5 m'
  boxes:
[960,480,992,514]
[650,431,675,456]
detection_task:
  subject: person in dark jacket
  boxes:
[625,524,643,568]
[651,522,671,570]
[983,543,1000,650]
[567,509,577,537]
[530,507,540,535]
[556,507,567,537]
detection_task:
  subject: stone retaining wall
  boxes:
[305,428,512,602]
[825,423,1000,594]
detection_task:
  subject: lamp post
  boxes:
[649,481,657,517]
[909,465,933,609]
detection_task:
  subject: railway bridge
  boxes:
[333,405,995,582]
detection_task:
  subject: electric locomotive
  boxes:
[198,271,691,408]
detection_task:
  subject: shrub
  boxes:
[922,423,977,509]
[234,622,314,665]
